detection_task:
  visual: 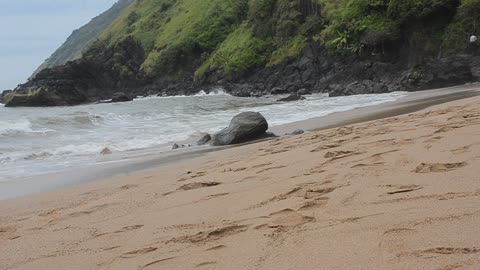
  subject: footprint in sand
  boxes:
[324,151,354,158]
[167,225,248,244]
[120,247,158,258]
[114,224,144,233]
[413,162,467,173]
[119,184,139,190]
[0,226,17,240]
[256,165,287,174]
[206,245,227,251]
[386,185,423,195]
[423,136,443,144]
[223,167,247,172]
[178,171,208,182]
[422,247,480,255]
[298,197,329,210]
[303,187,337,199]
[196,261,218,268]
[451,143,479,155]
[38,209,60,217]
[251,162,273,169]
[247,182,338,211]
[267,209,314,228]
[68,203,117,218]
[322,151,364,163]
[351,162,385,168]
[140,257,176,269]
[434,125,463,133]
[379,227,418,259]
[177,182,222,191]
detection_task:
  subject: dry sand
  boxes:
[1,96,480,269]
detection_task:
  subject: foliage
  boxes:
[76,0,478,80]
[269,34,306,66]
[319,0,459,54]
[443,0,480,50]
[195,26,273,78]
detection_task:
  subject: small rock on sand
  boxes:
[285,129,305,136]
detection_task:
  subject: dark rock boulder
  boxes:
[4,86,88,107]
[277,93,306,102]
[196,133,212,145]
[172,143,192,150]
[171,133,211,150]
[6,36,146,107]
[110,92,133,103]
[271,87,287,95]
[329,80,388,97]
[403,56,474,90]
[211,112,269,146]
[297,88,311,95]
[223,83,253,97]
[100,147,112,155]
[0,90,12,104]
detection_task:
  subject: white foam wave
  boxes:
[0,119,38,136]
[0,91,408,181]
[194,88,230,96]
[0,118,56,137]
[134,88,230,100]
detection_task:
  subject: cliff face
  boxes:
[31,0,134,77]
[4,0,480,107]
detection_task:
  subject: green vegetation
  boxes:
[78,0,479,80]
[318,0,460,54]
[443,0,480,50]
[195,25,272,78]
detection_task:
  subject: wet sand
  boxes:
[1,86,480,269]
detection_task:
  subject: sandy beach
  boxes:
[1,92,480,269]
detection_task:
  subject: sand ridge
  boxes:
[1,96,480,269]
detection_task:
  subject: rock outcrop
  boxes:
[110,92,133,103]
[4,0,480,107]
[277,93,306,102]
[211,112,269,146]
[196,134,212,145]
[32,0,134,76]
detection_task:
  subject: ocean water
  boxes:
[0,89,407,181]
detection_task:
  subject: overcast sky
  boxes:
[0,0,118,90]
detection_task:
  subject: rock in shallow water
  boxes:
[100,147,112,155]
[111,92,133,103]
[196,133,212,145]
[211,112,269,146]
[276,93,306,102]
[172,143,192,150]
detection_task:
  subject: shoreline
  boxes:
[1,92,479,269]
[1,83,479,200]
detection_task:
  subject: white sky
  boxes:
[0,0,118,90]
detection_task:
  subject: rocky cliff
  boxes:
[4,0,480,107]
[31,0,134,77]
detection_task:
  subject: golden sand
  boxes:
[1,96,480,269]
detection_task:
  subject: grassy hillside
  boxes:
[5,0,479,106]
[95,0,323,79]
[33,0,134,76]
[90,0,479,81]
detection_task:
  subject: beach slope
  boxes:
[1,97,480,269]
